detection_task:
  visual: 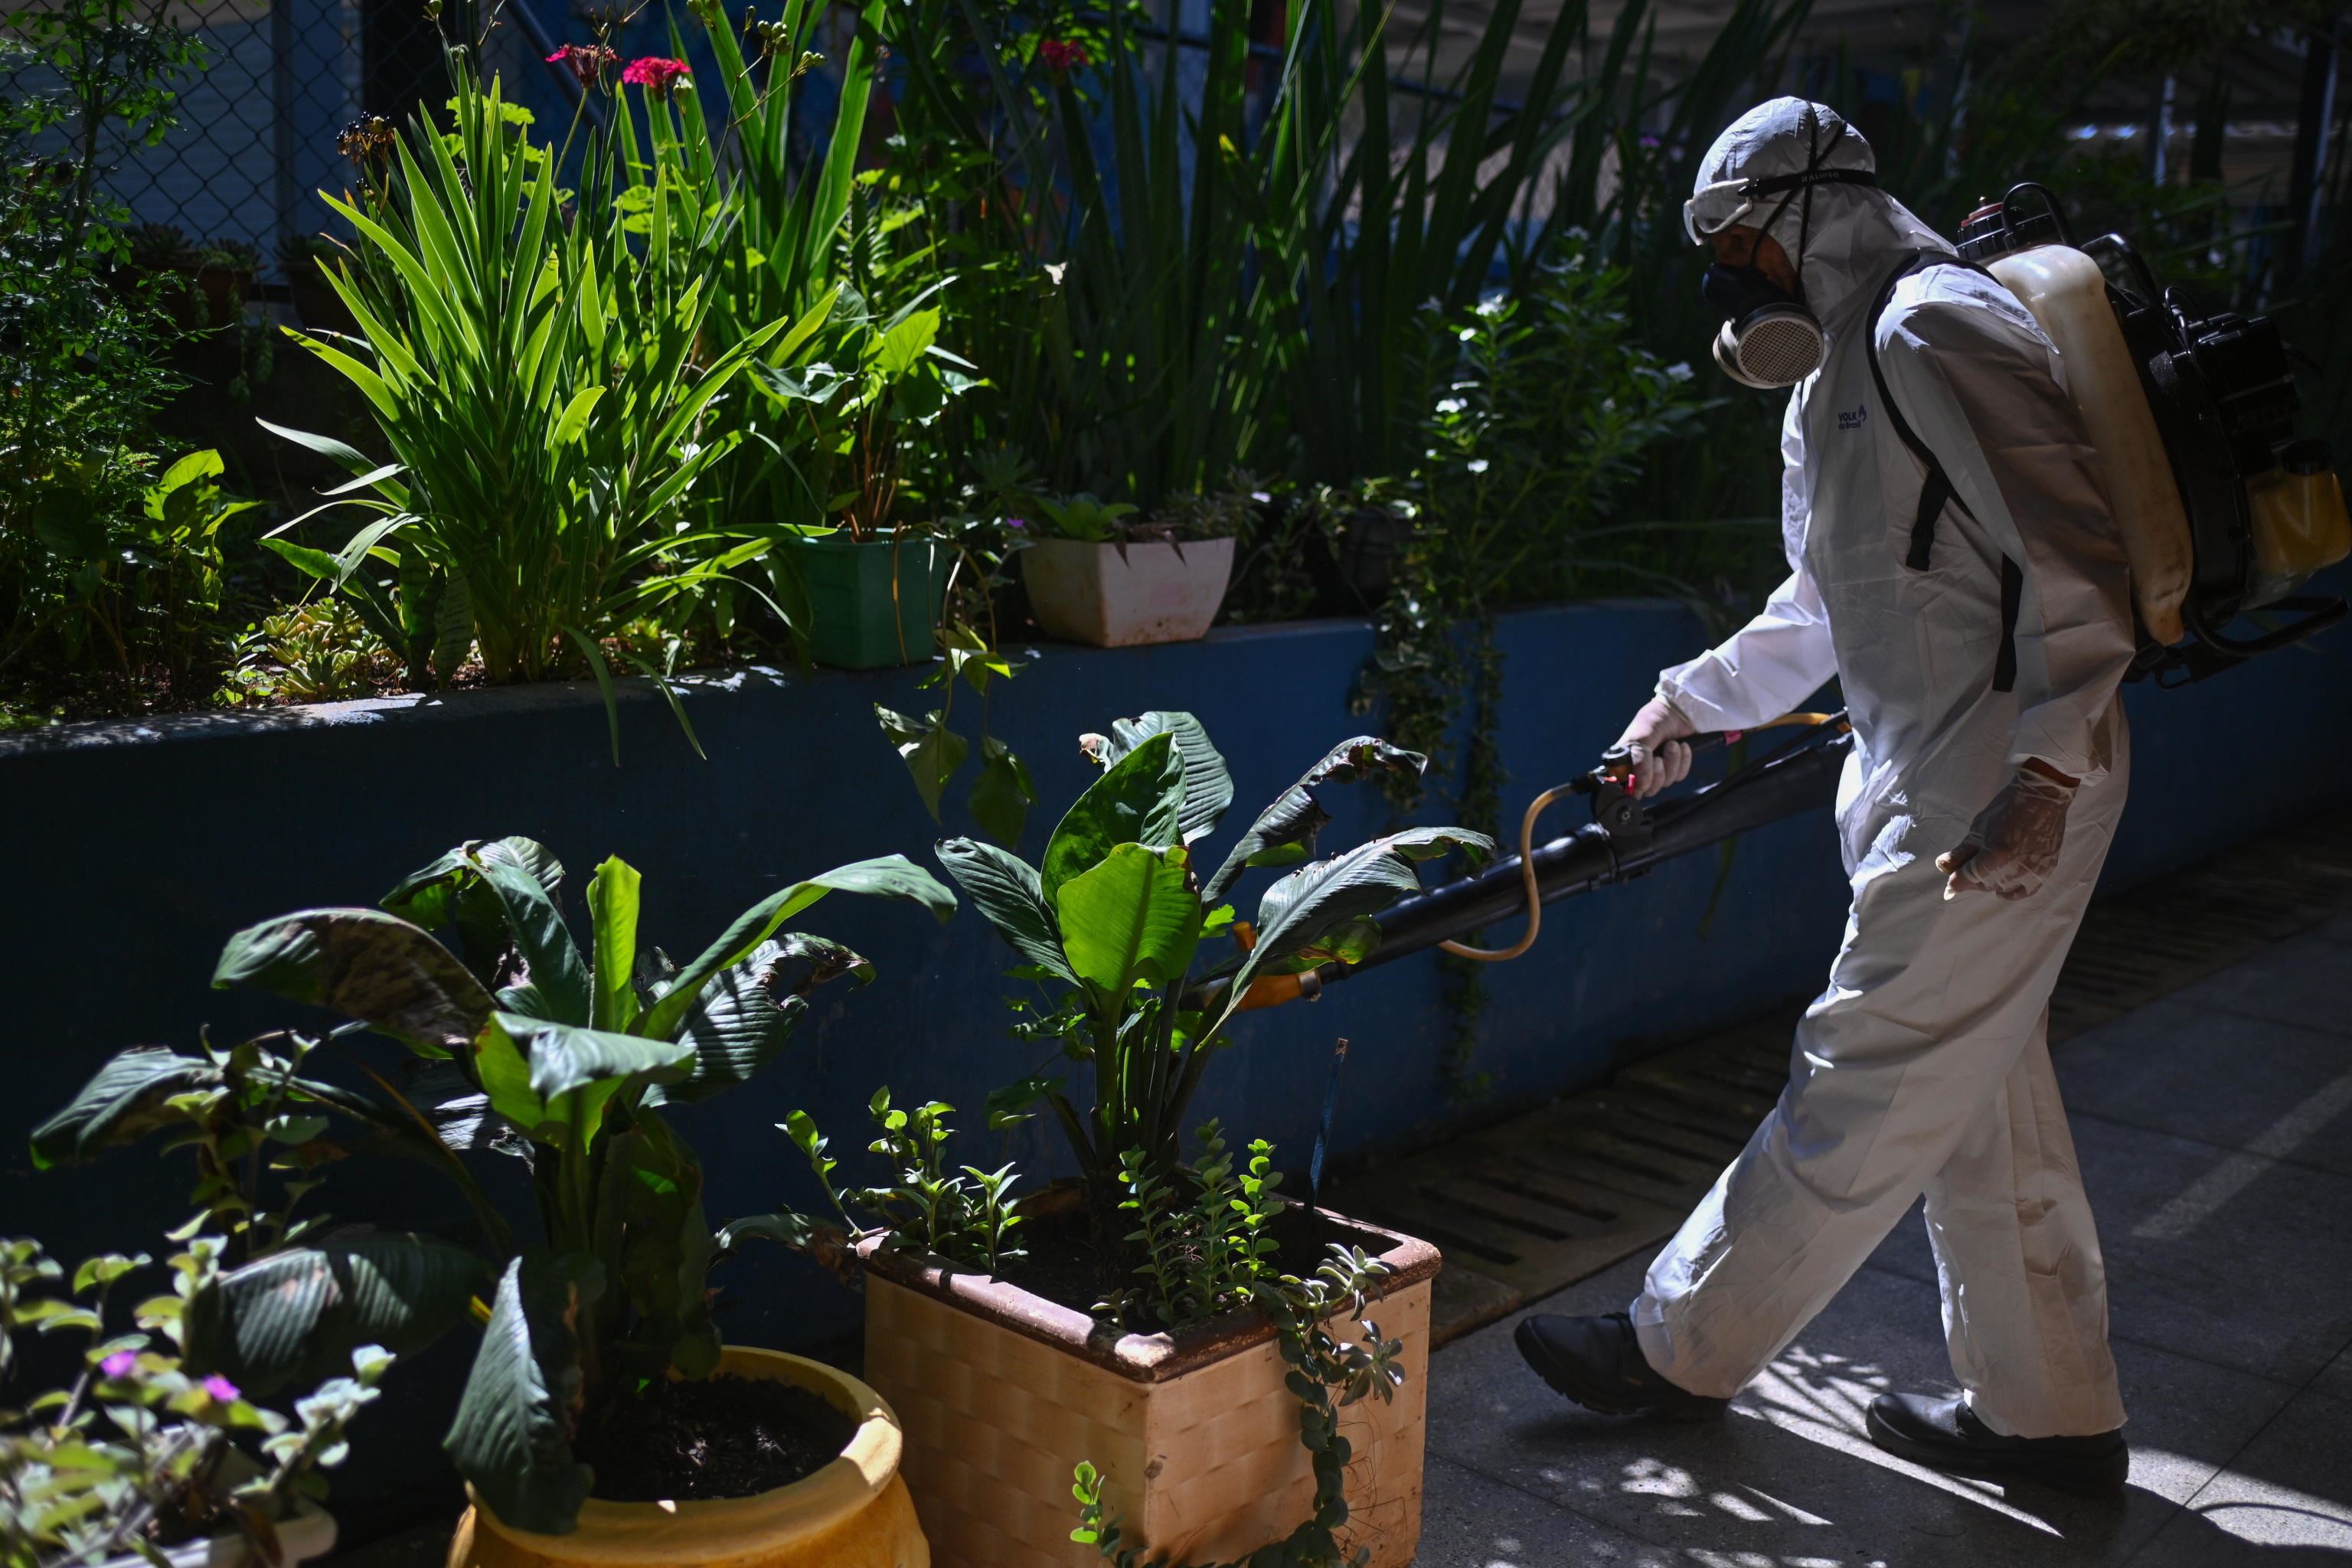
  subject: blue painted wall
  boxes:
[3,580,2347,1534]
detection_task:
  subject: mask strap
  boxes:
[1796,110,1823,309]
[1785,109,1858,312]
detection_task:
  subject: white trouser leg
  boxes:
[1923,1016,2125,1437]
[1630,794,2121,1410]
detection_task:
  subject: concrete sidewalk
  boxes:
[1413,913,2352,1566]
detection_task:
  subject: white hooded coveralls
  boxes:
[1630,100,2138,1439]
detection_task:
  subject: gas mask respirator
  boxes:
[1703,262,1826,389]
[1686,112,1880,390]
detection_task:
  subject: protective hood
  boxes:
[1692,98,1956,345]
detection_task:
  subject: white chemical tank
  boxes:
[1958,195,2194,646]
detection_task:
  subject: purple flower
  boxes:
[1004,517,1027,530]
[1639,133,1662,149]
[100,1351,137,1379]
[201,1374,240,1403]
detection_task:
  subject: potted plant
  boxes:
[0,1235,390,1568]
[21,1018,489,1568]
[758,287,977,669]
[276,231,354,335]
[743,715,1484,1566]
[121,224,244,332]
[1021,488,1245,647]
[155,835,953,1564]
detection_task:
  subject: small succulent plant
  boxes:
[125,221,197,269]
[199,237,262,273]
[276,230,342,273]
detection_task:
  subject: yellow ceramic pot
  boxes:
[447,1348,928,1568]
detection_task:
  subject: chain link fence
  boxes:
[7,0,586,285]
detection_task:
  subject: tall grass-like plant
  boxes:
[1318,0,1806,514]
[654,0,894,567]
[891,0,1298,510]
[264,65,813,740]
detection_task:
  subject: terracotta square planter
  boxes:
[1021,537,1235,647]
[858,1204,1438,1568]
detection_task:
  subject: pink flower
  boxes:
[201,1375,240,1403]
[546,44,618,87]
[1037,38,1088,73]
[100,1351,137,1379]
[622,57,694,98]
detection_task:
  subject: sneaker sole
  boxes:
[1864,1405,2128,1499]
[1513,1319,1726,1422]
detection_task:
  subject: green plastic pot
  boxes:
[779,531,949,670]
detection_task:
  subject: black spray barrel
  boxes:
[1354,730,1852,975]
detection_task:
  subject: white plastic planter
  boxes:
[98,1503,335,1568]
[1021,537,1235,647]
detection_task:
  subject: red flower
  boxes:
[622,56,694,97]
[545,44,618,87]
[1037,38,1088,73]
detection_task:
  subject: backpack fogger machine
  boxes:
[1211,185,2350,1013]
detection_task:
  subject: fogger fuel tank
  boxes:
[1958,184,2350,681]
[1971,214,2195,644]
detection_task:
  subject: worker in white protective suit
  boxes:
[1512,97,2139,1499]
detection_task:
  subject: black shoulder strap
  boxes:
[1865,250,2024,694]
[1865,250,1968,571]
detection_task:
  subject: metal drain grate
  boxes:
[1328,805,2352,1347]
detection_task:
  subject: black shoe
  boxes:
[1866,1393,2128,1499]
[1514,1312,1729,1421]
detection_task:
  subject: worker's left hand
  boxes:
[1938,763,2079,902]
[1612,694,1697,800]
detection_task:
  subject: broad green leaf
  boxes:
[1233,913,1383,978]
[185,1234,484,1396]
[1220,827,1494,1023]
[381,838,561,991]
[934,838,1075,983]
[1204,737,1428,900]
[470,854,593,1026]
[648,936,871,1106]
[586,858,642,1034]
[472,1014,692,1146]
[213,909,493,1054]
[876,705,967,823]
[155,448,225,493]
[1041,730,1186,900]
[969,737,1036,848]
[637,858,955,1044]
[872,307,940,377]
[31,1049,221,1169]
[1054,844,1203,997]
[445,1256,595,1537]
[1093,712,1232,844]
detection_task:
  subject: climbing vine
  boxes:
[1351,256,1724,1101]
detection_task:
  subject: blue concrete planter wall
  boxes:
[5,582,2347,1531]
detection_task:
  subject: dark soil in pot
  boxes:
[575,1375,856,1502]
[997,1199,1380,1328]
